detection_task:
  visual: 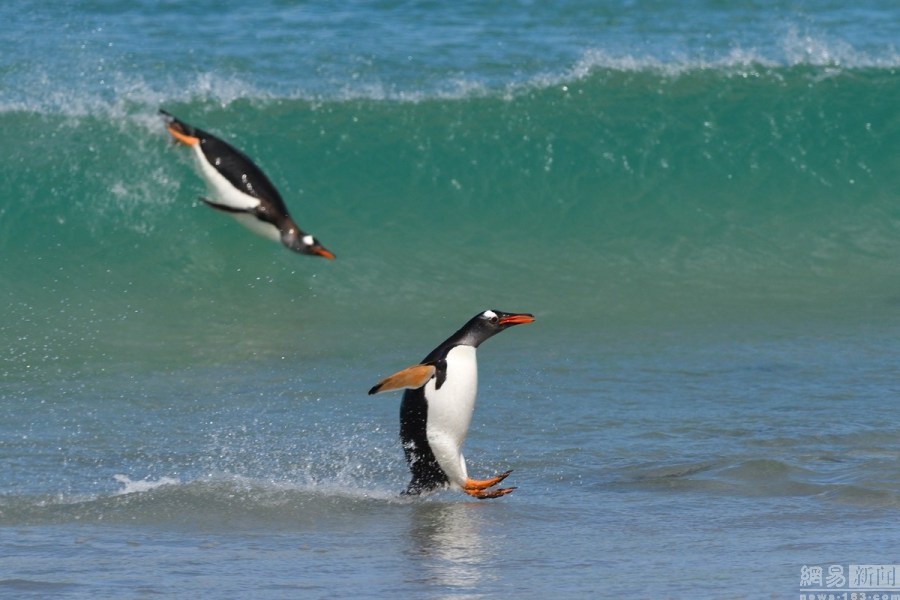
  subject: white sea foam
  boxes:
[2,25,896,117]
[113,474,180,495]
[0,69,267,118]
[556,27,898,82]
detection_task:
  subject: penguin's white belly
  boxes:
[192,145,260,211]
[231,212,282,242]
[425,345,478,487]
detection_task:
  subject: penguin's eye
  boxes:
[489,315,499,324]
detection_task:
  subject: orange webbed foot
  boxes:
[462,470,514,499]
[464,486,517,500]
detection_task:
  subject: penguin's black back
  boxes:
[399,347,453,495]
[166,111,290,216]
[199,133,289,213]
[399,388,449,495]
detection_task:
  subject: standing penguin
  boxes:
[160,109,334,259]
[368,310,535,499]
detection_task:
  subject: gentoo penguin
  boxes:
[368,310,535,499]
[160,109,334,259]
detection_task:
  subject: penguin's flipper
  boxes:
[160,109,200,147]
[368,364,436,395]
[199,196,251,215]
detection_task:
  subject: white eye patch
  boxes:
[302,235,314,246]
[482,310,498,320]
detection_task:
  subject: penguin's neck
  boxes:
[442,323,490,350]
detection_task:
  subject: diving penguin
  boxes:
[368,310,535,498]
[160,109,334,259]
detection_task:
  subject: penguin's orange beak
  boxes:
[312,247,336,260]
[498,313,535,326]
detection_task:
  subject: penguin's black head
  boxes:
[457,309,535,347]
[282,227,335,260]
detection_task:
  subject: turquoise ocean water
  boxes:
[2,1,900,598]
